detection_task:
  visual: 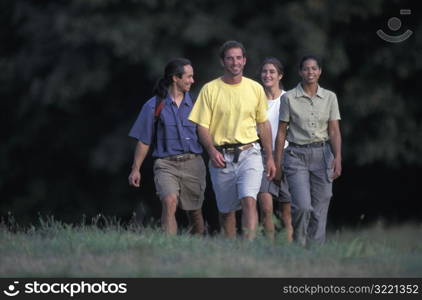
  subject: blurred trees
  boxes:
[1,0,420,225]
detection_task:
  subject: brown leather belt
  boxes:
[161,153,199,162]
[216,142,255,163]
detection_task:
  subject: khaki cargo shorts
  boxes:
[153,154,206,210]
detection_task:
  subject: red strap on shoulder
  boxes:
[154,99,165,118]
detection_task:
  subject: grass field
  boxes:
[1,217,422,277]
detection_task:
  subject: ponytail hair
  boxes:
[153,77,171,100]
[153,58,192,99]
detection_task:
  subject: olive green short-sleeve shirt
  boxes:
[279,83,340,145]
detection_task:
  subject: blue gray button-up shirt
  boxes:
[129,93,203,158]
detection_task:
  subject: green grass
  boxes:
[1,217,422,277]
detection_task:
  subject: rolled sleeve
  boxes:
[256,88,268,123]
[128,98,155,145]
[279,94,290,122]
[329,93,341,121]
[188,87,211,128]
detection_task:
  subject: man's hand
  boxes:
[197,125,226,168]
[210,148,226,168]
[128,169,141,187]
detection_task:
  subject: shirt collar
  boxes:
[164,92,193,106]
[182,92,193,106]
[295,83,325,99]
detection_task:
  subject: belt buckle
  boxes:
[224,147,236,154]
[174,154,185,161]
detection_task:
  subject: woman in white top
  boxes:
[258,57,293,242]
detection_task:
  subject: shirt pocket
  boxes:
[182,119,197,141]
[314,106,330,125]
[158,117,183,151]
[291,109,311,133]
[158,115,179,141]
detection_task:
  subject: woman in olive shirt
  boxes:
[274,55,342,247]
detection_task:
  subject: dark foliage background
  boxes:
[1,0,420,231]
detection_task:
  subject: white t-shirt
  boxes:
[266,90,288,150]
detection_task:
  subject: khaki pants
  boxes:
[283,143,334,246]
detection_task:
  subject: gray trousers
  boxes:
[283,143,334,246]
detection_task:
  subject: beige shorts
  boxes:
[153,154,206,210]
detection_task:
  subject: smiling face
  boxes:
[174,64,194,93]
[261,63,283,89]
[221,47,246,78]
[299,58,321,85]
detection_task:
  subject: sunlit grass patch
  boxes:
[1,217,421,277]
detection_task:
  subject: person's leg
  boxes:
[258,192,275,240]
[237,144,264,241]
[308,170,332,245]
[280,202,293,242]
[186,209,204,235]
[278,173,293,242]
[220,211,237,238]
[284,148,311,246]
[179,156,206,235]
[287,169,311,246]
[241,196,258,240]
[209,155,240,238]
[308,145,333,245]
[161,194,178,235]
[284,148,312,246]
[153,159,180,235]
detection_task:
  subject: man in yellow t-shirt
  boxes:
[189,40,275,240]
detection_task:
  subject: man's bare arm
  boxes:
[128,141,150,187]
[197,125,225,168]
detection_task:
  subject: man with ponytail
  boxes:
[128,58,206,235]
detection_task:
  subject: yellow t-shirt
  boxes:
[188,77,268,146]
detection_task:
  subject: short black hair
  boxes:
[299,55,322,70]
[219,40,246,60]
